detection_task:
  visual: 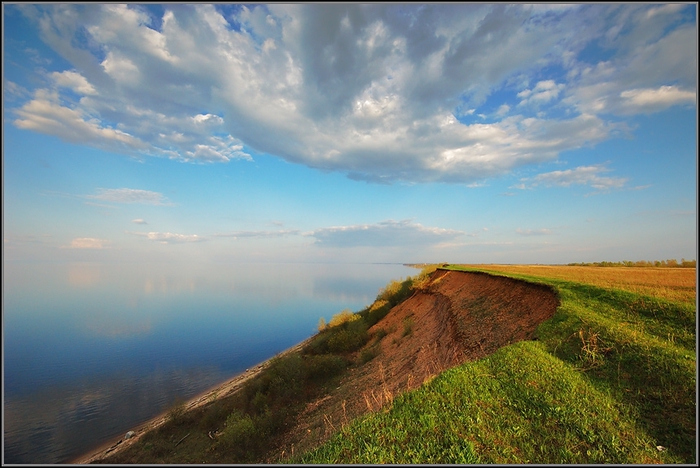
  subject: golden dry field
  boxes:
[463,265,697,304]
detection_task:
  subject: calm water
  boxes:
[3,261,412,464]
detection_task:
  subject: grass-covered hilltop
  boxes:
[91,263,696,464]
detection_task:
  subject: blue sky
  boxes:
[3,3,697,265]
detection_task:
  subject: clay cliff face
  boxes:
[278,269,559,460]
[365,269,559,403]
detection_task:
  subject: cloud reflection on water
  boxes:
[4,365,225,464]
[3,261,411,464]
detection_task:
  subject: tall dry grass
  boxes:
[463,265,696,304]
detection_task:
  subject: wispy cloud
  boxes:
[131,218,148,224]
[214,229,301,239]
[518,80,566,106]
[618,85,696,114]
[3,80,31,101]
[8,4,695,184]
[516,164,628,191]
[14,89,149,153]
[127,231,205,244]
[308,219,464,248]
[84,201,120,209]
[86,188,172,205]
[63,237,109,249]
[516,228,552,236]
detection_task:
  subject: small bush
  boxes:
[377,278,414,307]
[251,390,268,415]
[199,400,233,431]
[326,329,367,353]
[359,346,380,364]
[326,319,369,353]
[402,317,414,337]
[167,400,187,425]
[306,354,348,380]
[266,354,307,401]
[304,330,333,355]
[306,315,370,355]
[218,410,258,458]
[362,300,392,328]
[373,328,388,343]
[328,309,360,328]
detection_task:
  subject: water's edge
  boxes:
[71,335,315,464]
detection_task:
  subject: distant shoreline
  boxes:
[71,336,314,464]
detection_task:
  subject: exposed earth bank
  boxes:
[79,268,559,463]
[269,268,560,460]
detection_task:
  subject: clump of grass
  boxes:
[376,278,414,307]
[359,346,380,364]
[328,309,360,328]
[402,316,414,337]
[306,354,348,381]
[307,319,369,355]
[373,328,388,343]
[575,328,613,370]
[167,400,187,425]
[360,300,391,328]
[218,410,258,458]
[198,399,232,431]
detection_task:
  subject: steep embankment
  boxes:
[86,268,560,463]
[367,268,558,391]
[88,266,694,464]
[295,266,696,464]
[269,268,559,460]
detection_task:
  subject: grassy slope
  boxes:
[293,266,696,464]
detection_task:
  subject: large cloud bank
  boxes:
[9,4,697,183]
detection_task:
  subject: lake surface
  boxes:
[3,261,412,464]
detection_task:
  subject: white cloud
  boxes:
[214,229,301,239]
[50,70,96,95]
[518,80,565,106]
[86,188,171,205]
[64,237,108,249]
[14,89,147,152]
[3,80,31,101]
[563,15,696,117]
[516,228,552,236]
[309,219,464,247]
[518,164,628,191]
[8,4,697,183]
[128,231,205,244]
[618,85,696,114]
[131,218,148,224]
[645,4,685,20]
[495,104,510,116]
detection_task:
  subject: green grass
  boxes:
[292,266,696,464]
[96,265,694,465]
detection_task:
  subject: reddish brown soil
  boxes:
[266,269,559,461]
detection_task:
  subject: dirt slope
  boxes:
[268,268,559,461]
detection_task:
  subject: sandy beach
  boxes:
[71,336,313,464]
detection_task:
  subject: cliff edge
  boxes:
[268,268,559,460]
